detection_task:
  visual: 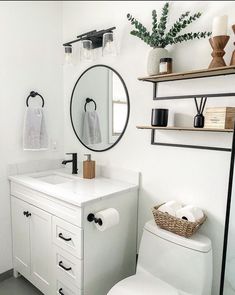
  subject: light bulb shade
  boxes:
[64,45,73,65]
[102,32,117,56]
[80,40,93,61]
[65,45,72,54]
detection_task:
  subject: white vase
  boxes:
[147,47,169,76]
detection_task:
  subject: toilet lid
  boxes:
[108,273,179,295]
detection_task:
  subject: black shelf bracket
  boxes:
[150,129,232,152]
[220,123,235,294]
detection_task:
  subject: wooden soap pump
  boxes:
[83,154,95,179]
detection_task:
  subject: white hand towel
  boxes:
[23,107,48,150]
[176,205,204,222]
[158,201,182,217]
[82,111,102,145]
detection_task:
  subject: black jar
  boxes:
[151,109,169,127]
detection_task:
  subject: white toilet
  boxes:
[108,220,212,295]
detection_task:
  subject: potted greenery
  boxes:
[127,3,211,75]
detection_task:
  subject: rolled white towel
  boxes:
[176,205,204,222]
[158,201,183,217]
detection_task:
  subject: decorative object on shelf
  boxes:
[151,108,168,127]
[230,25,235,66]
[147,47,169,76]
[208,35,230,68]
[209,15,229,68]
[127,3,211,75]
[212,15,228,37]
[159,58,173,74]
[205,107,235,129]
[63,27,116,63]
[193,97,207,128]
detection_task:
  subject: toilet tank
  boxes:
[137,220,212,295]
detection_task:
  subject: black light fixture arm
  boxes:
[63,27,116,48]
[77,27,116,39]
[63,30,97,47]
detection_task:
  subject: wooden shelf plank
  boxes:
[136,126,233,133]
[138,65,235,83]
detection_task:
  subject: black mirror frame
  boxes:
[70,64,130,152]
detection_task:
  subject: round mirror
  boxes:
[70,65,130,152]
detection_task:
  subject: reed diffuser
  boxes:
[194,97,207,128]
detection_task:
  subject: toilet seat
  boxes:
[108,273,179,295]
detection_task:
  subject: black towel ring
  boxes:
[84,97,97,112]
[26,91,45,108]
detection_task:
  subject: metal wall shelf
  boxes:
[138,65,235,294]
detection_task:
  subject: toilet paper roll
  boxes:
[95,208,120,232]
[176,205,204,222]
[158,201,182,217]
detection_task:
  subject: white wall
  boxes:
[63,1,235,294]
[0,1,64,274]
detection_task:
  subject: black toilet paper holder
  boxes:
[87,213,103,226]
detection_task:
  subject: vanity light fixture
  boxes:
[63,27,116,63]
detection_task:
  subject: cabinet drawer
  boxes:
[56,280,82,295]
[53,216,83,259]
[11,182,82,227]
[54,246,83,289]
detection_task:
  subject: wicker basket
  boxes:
[152,204,206,238]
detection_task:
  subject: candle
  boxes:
[212,15,228,36]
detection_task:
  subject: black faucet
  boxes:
[62,153,78,174]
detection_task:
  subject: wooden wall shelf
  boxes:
[136,126,233,133]
[138,65,235,83]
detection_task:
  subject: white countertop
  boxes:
[9,169,139,207]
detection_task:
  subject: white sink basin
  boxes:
[33,174,73,185]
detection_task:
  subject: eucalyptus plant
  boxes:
[127,3,211,48]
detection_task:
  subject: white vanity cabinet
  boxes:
[11,196,53,295]
[10,171,138,295]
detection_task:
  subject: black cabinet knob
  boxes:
[23,211,31,218]
[58,288,64,295]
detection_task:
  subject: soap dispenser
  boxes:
[83,154,95,179]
